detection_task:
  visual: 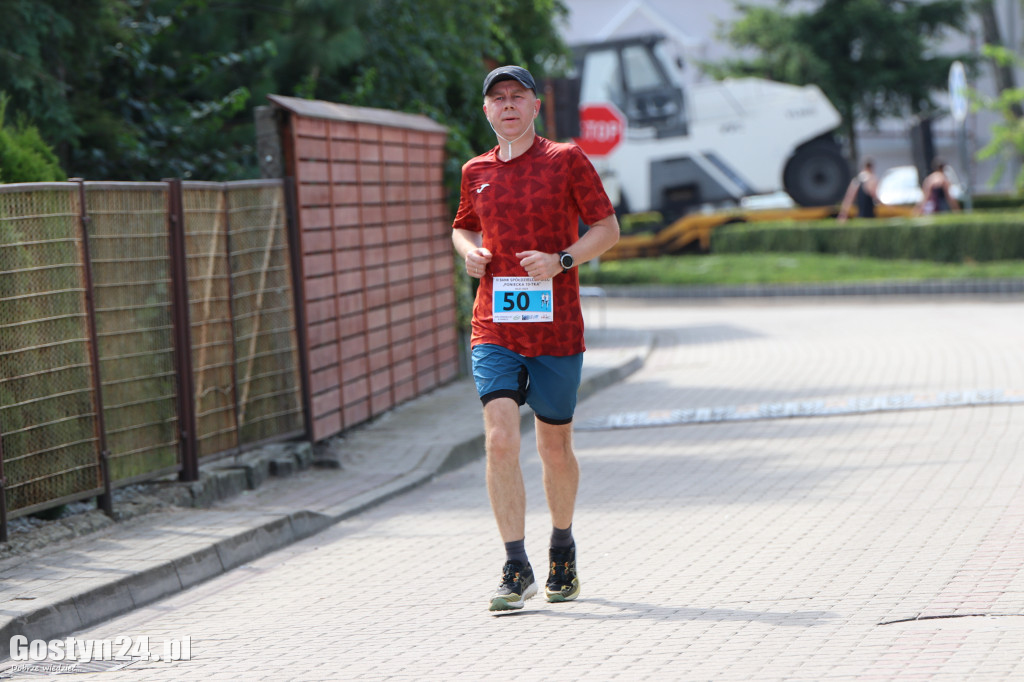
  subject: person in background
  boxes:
[915,158,961,215]
[838,158,880,222]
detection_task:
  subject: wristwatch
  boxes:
[558,251,574,273]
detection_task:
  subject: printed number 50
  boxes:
[502,292,530,311]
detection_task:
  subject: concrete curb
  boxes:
[0,339,652,660]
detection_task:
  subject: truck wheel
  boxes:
[783,142,849,207]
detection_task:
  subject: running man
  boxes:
[452,65,620,611]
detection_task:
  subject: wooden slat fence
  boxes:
[0,179,306,535]
[0,96,457,538]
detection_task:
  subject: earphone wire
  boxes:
[487,117,536,161]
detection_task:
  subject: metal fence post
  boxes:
[166,179,199,481]
[221,184,243,455]
[283,176,313,441]
[74,180,114,516]
[0,433,8,543]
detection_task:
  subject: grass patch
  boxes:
[580,253,1024,287]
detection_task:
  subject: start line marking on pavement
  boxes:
[575,389,1024,431]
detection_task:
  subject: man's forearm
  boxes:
[452,228,483,259]
[564,214,620,265]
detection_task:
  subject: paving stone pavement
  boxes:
[0,306,648,665]
[2,295,1024,681]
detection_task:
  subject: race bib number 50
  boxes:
[492,277,553,322]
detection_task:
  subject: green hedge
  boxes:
[620,211,664,235]
[711,212,1024,263]
[973,194,1024,211]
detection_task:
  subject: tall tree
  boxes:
[0,0,366,180]
[974,0,1021,117]
[1,0,570,182]
[340,0,569,164]
[0,0,122,158]
[972,0,1023,190]
[706,0,969,163]
[289,0,568,196]
[66,0,289,180]
[976,44,1024,190]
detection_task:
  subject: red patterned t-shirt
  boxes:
[453,136,614,357]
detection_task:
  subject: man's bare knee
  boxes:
[487,436,520,468]
[484,398,521,465]
[539,446,577,472]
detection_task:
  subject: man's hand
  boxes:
[465,247,493,279]
[516,250,561,281]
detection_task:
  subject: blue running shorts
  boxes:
[471,344,584,425]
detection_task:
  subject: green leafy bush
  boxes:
[711,213,1024,263]
[0,93,66,183]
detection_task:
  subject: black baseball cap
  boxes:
[482,65,537,96]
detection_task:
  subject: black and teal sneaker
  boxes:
[545,545,580,602]
[489,560,538,611]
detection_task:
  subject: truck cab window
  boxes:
[579,49,624,111]
[621,45,664,91]
[618,43,685,134]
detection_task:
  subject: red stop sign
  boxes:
[574,103,626,157]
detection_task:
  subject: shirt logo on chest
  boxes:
[475,183,490,194]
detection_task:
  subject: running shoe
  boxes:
[545,544,580,602]
[489,560,538,611]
